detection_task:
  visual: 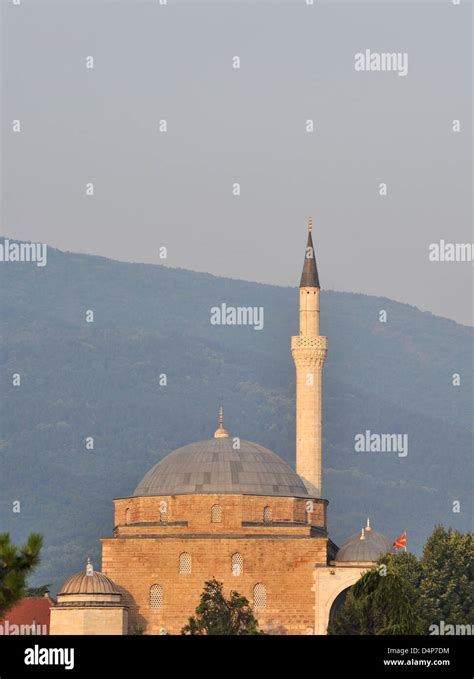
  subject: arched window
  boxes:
[179,552,192,574]
[149,584,163,609]
[231,553,243,576]
[159,501,168,522]
[211,504,222,523]
[125,508,131,525]
[253,583,267,610]
[263,506,272,523]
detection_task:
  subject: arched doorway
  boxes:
[328,585,352,630]
[314,566,369,634]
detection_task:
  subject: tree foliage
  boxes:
[419,526,474,626]
[329,527,473,635]
[0,533,43,616]
[181,578,264,635]
[26,583,52,598]
[328,552,423,635]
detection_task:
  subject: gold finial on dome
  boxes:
[360,528,366,541]
[366,517,372,531]
[308,215,313,232]
[214,406,230,439]
[86,557,94,576]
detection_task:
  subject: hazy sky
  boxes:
[2,0,472,324]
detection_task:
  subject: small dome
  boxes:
[133,437,309,498]
[335,522,392,563]
[59,564,120,595]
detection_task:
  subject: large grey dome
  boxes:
[335,525,392,563]
[133,437,309,498]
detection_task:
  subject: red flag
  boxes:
[393,530,407,550]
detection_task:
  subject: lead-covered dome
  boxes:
[335,521,392,563]
[133,436,309,498]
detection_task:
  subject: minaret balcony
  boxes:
[291,336,327,350]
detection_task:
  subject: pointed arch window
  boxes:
[150,584,163,609]
[125,508,131,525]
[211,504,222,523]
[231,553,243,576]
[253,583,267,610]
[263,506,272,523]
[159,501,168,522]
[179,552,192,574]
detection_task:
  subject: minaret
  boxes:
[291,217,327,497]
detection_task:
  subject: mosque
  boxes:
[50,220,392,635]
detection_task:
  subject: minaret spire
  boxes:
[291,218,328,497]
[299,216,320,289]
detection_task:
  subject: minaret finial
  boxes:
[308,215,313,232]
[366,517,371,531]
[214,406,229,439]
[86,557,94,576]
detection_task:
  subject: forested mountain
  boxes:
[0,239,472,592]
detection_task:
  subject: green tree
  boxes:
[329,527,474,635]
[328,588,372,635]
[181,578,264,635]
[419,526,474,628]
[0,533,43,616]
[26,583,52,598]
[329,551,424,635]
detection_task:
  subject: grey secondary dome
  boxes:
[133,437,310,498]
[335,521,393,562]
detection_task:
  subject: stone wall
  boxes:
[50,606,128,635]
[102,493,330,635]
[113,493,327,532]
